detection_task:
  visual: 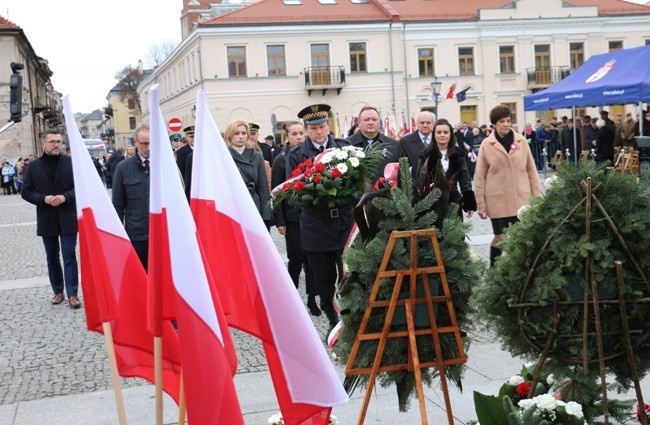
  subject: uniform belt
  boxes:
[303,206,351,219]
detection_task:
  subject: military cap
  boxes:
[169,133,182,141]
[249,123,260,133]
[183,125,195,136]
[298,104,331,125]
[265,135,274,142]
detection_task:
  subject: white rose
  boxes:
[321,153,334,164]
[507,375,524,386]
[564,401,584,418]
[336,163,348,174]
[533,394,557,410]
[335,150,348,160]
[349,157,360,168]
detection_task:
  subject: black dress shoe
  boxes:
[307,297,321,317]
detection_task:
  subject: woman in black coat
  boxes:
[415,119,476,230]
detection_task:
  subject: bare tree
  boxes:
[114,65,145,114]
[147,39,179,68]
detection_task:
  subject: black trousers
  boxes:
[131,239,149,272]
[305,249,343,324]
[285,221,315,296]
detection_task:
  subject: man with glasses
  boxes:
[112,124,151,270]
[22,130,80,308]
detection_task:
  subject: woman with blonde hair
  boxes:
[223,119,271,223]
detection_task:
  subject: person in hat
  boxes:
[286,103,351,337]
[266,134,282,160]
[250,123,274,165]
[169,133,182,152]
[176,125,194,176]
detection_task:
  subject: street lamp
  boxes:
[431,77,442,120]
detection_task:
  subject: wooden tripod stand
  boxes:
[344,229,467,425]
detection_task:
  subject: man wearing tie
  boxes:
[347,106,402,182]
[400,111,435,178]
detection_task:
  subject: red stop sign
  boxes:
[168,117,182,132]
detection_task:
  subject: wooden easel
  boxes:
[344,229,466,425]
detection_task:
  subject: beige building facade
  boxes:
[139,0,650,140]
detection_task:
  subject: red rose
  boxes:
[281,182,291,191]
[331,168,342,178]
[313,174,322,184]
[516,382,531,397]
[293,181,305,191]
[314,163,325,173]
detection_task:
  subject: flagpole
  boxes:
[154,336,163,425]
[177,373,186,424]
[101,322,128,425]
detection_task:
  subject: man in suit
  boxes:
[286,104,351,338]
[346,105,402,182]
[175,125,194,176]
[250,123,273,165]
[22,130,80,308]
[400,110,435,178]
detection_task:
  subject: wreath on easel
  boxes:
[333,158,484,411]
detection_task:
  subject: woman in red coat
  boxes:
[474,105,542,266]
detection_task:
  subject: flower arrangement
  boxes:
[267,412,338,425]
[273,145,380,209]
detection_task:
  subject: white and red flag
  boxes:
[63,96,182,401]
[148,86,243,425]
[190,89,348,425]
[445,80,458,99]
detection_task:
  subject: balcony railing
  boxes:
[304,66,346,96]
[526,66,571,87]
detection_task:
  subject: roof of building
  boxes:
[198,0,650,26]
[0,15,20,30]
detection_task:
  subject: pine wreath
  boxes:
[333,158,483,411]
[476,160,650,391]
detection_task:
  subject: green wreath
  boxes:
[475,161,650,390]
[333,158,484,411]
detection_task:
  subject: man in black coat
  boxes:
[22,130,80,309]
[594,118,615,165]
[286,104,351,337]
[250,123,274,165]
[112,124,151,270]
[175,125,194,176]
[400,111,435,179]
[347,106,402,183]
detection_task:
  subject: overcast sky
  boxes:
[2,0,181,114]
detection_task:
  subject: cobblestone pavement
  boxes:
[0,189,493,406]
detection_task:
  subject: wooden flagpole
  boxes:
[101,322,127,425]
[155,336,163,425]
[177,372,186,424]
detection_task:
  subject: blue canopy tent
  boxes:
[524,45,650,164]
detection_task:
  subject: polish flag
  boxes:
[445,81,458,99]
[63,96,182,402]
[148,86,243,425]
[190,89,348,425]
[410,116,416,134]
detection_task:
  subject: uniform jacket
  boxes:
[111,155,150,241]
[347,132,402,182]
[474,130,541,219]
[287,135,353,252]
[22,154,77,237]
[230,148,271,221]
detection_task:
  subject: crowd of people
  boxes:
[16,102,649,339]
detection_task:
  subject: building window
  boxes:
[129,117,136,130]
[569,42,584,70]
[502,102,517,125]
[267,45,286,76]
[499,45,515,74]
[534,44,551,84]
[609,40,623,52]
[458,47,474,75]
[418,48,434,77]
[459,105,477,124]
[646,39,650,46]
[311,44,330,68]
[349,42,367,73]
[127,98,135,110]
[228,46,247,78]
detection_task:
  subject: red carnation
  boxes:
[331,168,343,178]
[314,162,325,173]
[291,168,302,177]
[303,168,314,177]
[282,182,291,191]
[516,382,531,397]
[293,181,305,191]
[313,174,322,184]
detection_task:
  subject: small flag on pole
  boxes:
[444,81,458,99]
[456,86,470,102]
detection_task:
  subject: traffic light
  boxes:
[9,62,24,123]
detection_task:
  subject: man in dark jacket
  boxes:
[400,111,435,179]
[22,130,80,308]
[175,125,194,176]
[112,124,151,270]
[287,104,351,337]
[347,105,402,182]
